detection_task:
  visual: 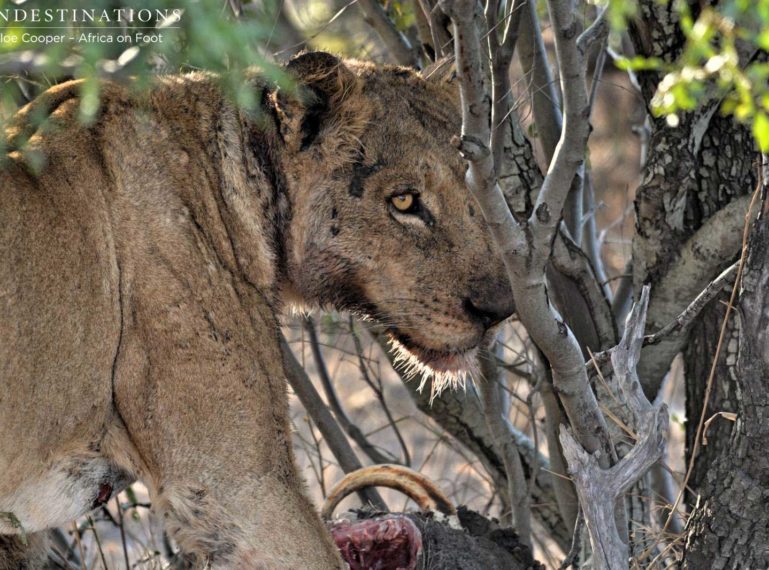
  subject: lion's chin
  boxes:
[387,333,479,401]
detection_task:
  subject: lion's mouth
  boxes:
[386,330,479,398]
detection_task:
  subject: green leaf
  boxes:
[752,111,769,152]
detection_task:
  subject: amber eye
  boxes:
[390,193,416,212]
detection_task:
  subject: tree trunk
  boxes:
[629,1,756,398]
[682,296,740,495]
[627,3,766,564]
[682,196,769,568]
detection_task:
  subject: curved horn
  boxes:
[321,464,456,519]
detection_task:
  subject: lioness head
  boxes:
[271,52,514,392]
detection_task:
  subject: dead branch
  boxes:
[590,260,739,370]
[644,261,739,345]
[559,287,669,570]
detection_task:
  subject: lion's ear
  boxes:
[272,52,364,153]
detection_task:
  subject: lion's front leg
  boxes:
[112,292,343,569]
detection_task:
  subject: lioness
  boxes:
[0,52,513,568]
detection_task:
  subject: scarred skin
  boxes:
[0,52,513,568]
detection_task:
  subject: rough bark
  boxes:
[628,1,757,399]
[683,297,740,495]
[624,3,764,565]
[682,193,769,568]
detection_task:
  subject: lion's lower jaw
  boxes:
[387,336,479,402]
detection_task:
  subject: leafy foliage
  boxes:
[609,0,769,150]
[0,0,287,122]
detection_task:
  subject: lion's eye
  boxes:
[390,193,417,213]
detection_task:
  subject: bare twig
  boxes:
[281,335,388,511]
[590,260,740,369]
[644,261,739,345]
[116,495,131,570]
[71,522,86,568]
[349,319,411,467]
[306,417,328,497]
[87,515,109,570]
[558,503,584,569]
[302,316,399,465]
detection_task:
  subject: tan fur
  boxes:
[0,52,512,568]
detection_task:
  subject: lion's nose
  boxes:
[462,292,515,329]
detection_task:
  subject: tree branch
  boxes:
[639,193,755,396]
[357,0,417,66]
[368,327,572,550]
[551,228,618,350]
[438,3,630,557]
[479,348,532,546]
[576,7,608,56]
[517,0,562,164]
[644,261,738,346]
[440,0,614,473]
[560,287,669,570]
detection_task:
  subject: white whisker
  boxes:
[387,336,479,403]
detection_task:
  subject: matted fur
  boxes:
[0,52,513,568]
